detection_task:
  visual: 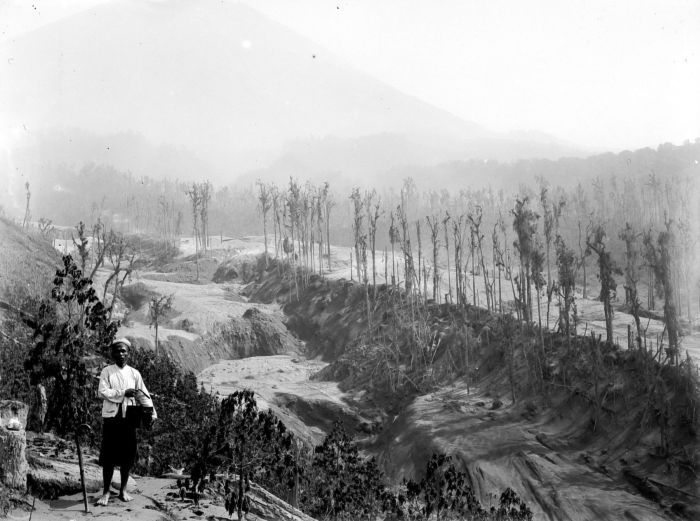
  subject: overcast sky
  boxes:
[1,0,698,151]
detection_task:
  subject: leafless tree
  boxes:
[426,215,441,302]
[619,223,643,349]
[22,181,31,230]
[255,180,273,267]
[511,198,539,323]
[149,294,174,356]
[643,220,680,365]
[366,190,382,293]
[587,225,620,345]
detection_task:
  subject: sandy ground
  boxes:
[56,233,700,364]
[20,477,281,521]
[115,276,280,339]
[199,355,362,445]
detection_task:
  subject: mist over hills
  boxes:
[0,0,588,195]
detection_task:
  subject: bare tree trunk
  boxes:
[444,215,452,303]
[470,229,476,307]
[350,250,353,282]
[498,267,502,313]
[378,248,384,286]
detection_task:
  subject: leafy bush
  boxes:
[298,424,533,521]
[25,255,118,436]
[216,389,296,520]
[0,483,10,517]
[0,328,32,405]
[301,421,388,520]
[391,453,532,521]
[125,235,180,269]
[120,282,155,310]
[127,347,221,478]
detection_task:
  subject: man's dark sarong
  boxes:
[98,405,137,468]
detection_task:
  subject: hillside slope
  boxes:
[243,261,699,521]
[0,217,60,308]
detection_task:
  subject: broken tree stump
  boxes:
[0,400,29,490]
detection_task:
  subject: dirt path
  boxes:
[21,476,309,521]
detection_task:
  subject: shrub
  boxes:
[302,421,388,521]
[124,235,181,269]
[216,390,296,520]
[120,282,155,310]
[127,347,221,478]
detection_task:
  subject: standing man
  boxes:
[96,338,157,506]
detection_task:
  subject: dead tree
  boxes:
[149,294,174,356]
[157,196,178,248]
[451,215,466,307]
[415,219,423,299]
[271,185,282,258]
[185,184,202,280]
[556,235,576,344]
[396,201,415,293]
[643,221,680,365]
[443,213,452,303]
[511,198,539,324]
[389,211,399,287]
[619,223,643,349]
[577,218,592,300]
[540,183,566,329]
[350,188,365,283]
[586,225,620,345]
[22,182,31,230]
[530,240,546,334]
[322,184,334,270]
[255,180,273,267]
[468,206,490,311]
[426,215,441,302]
[468,214,477,307]
[199,181,212,254]
[72,220,108,280]
[366,190,382,293]
[492,219,504,314]
[315,188,324,276]
[102,231,136,318]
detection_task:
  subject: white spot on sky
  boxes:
[241,40,252,50]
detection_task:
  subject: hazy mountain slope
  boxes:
[0,0,486,171]
[245,132,586,188]
[0,0,590,190]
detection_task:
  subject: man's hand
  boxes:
[124,388,137,398]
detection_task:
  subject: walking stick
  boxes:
[76,424,94,513]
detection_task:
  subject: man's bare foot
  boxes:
[118,491,134,502]
[96,493,110,506]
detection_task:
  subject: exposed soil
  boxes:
[19,432,311,521]
[199,355,370,446]
[372,382,698,521]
